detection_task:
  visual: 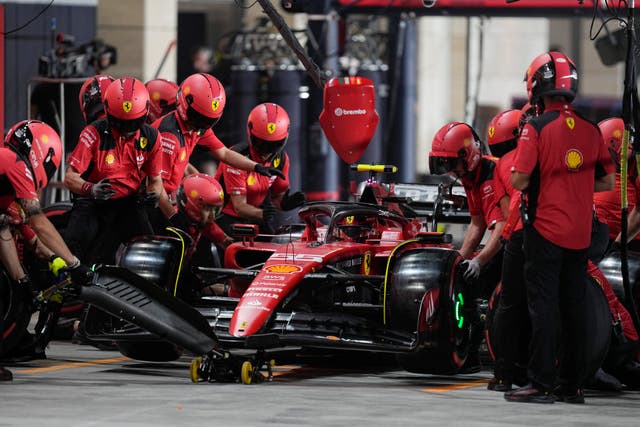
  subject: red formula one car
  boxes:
[87,167,479,381]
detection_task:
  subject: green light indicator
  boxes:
[455,293,465,329]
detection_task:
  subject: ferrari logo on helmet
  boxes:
[463,138,471,147]
[41,134,49,143]
[614,129,622,138]
[565,149,583,171]
[122,101,132,113]
[267,123,277,134]
[488,127,495,139]
[212,100,220,111]
[190,189,199,199]
[183,86,191,95]
[219,190,224,202]
[105,153,115,165]
[139,137,148,149]
[247,174,256,186]
[345,216,354,224]
[273,157,281,168]
[566,117,575,130]
[152,91,160,101]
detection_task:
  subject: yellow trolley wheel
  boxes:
[190,357,202,383]
[240,360,253,385]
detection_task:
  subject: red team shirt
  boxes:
[153,112,225,194]
[0,148,40,242]
[461,157,504,230]
[513,102,614,249]
[67,121,162,198]
[493,149,523,235]
[216,150,290,217]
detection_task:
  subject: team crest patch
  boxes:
[565,149,583,171]
[180,149,186,161]
[273,157,281,168]
[105,153,115,165]
[488,127,495,139]
[247,174,256,186]
[566,117,575,130]
[122,101,132,113]
[212,100,220,111]
[139,137,148,149]
[267,123,277,134]
[363,252,371,275]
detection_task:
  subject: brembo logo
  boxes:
[334,107,367,117]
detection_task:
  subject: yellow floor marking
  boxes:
[15,357,130,374]
[421,379,488,393]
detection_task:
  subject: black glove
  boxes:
[68,262,94,287]
[170,210,192,231]
[262,205,277,224]
[254,164,285,180]
[280,190,305,211]
[137,192,159,208]
[91,178,116,200]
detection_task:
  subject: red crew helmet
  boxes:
[176,73,226,132]
[5,120,62,190]
[79,75,114,124]
[103,77,150,136]
[598,117,627,170]
[429,122,481,176]
[176,173,225,224]
[247,103,290,158]
[525,51,578,105]
[145,78,179,123]
[486,109,521,158]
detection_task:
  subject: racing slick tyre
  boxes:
[117,341,183,362]
[598,250,640,314]
[0,271,32,358]
[387,247,471,375]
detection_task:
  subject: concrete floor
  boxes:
[1,341,640,426]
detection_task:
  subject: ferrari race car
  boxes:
[81,171,481,376]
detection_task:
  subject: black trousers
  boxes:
[64,197,153,266]
[523,225,588,389]
[492,229,530,379]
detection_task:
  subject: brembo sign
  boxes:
[334,107,367,117]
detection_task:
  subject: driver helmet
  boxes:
[4,120,63,191]
[486,109,521,158]
[145,78,179,123]
[247,102,290,161]
[176,73,225,132]
[525,51,578,106]
[598,117,627,171]
[334,215,375,243]
[176,173,225,225]
[429,122,481,177]
[79,74,115,124]
[103,77,150,137]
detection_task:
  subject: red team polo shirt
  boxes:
[461,157,504,230]
[67,120,162,198]
[216,149,290,217]
[513,102,614,249]
[0,148,40,241]
[493,149,523,235]
[594,173,639,240]
[153,112,226,194]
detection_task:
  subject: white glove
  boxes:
[462,258,481,280]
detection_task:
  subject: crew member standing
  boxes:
[64,77,165,265]
[428,121,505,373]
[506,51,614,404]
[215,102,305,236]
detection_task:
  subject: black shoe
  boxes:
[554,384,585,404]
[459,353,481,374]
[0,366,13,381]
[505,383,556,404]
[487,376,512,392]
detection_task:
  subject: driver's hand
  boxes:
[461,258,481,280]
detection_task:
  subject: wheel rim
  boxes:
[189,357,202,383]
[240,361,253,385]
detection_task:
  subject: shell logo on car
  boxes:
[265,264,302,274]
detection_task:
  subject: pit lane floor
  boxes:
[1,341,640,426]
